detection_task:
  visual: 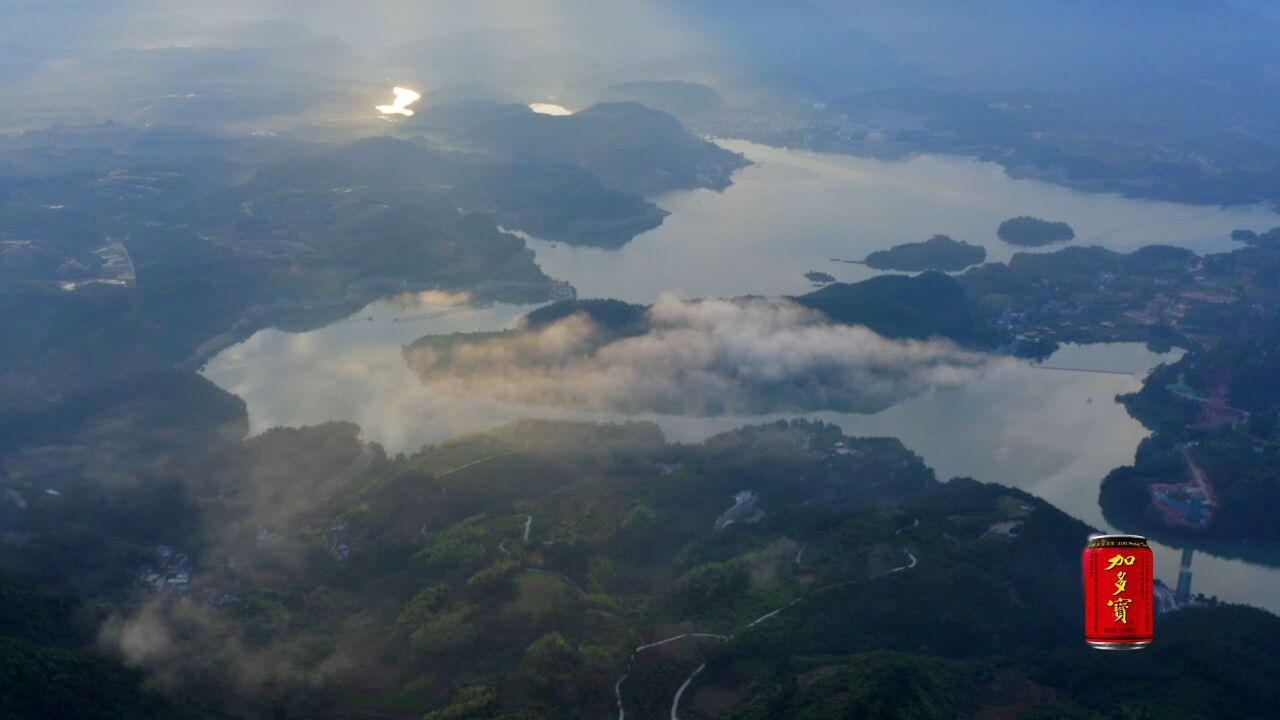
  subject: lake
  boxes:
[203,140,1280,611]
[522,140,1280,303]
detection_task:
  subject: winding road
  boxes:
[618,518,922,720]
[888,518,919,573]
[492,514,590,600]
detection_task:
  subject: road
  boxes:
[492,514,587,600]
[670,664,706,720]
[436,450,519,477]
[888,518,920,573]
[1181,446,1214,503]
[620,518,921,720]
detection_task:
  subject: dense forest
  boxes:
[0,572,180,720]
[3,389,1278,718]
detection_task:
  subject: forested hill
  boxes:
[411,100,750,195]
[6,414,1271,719]
[0,572,182,720]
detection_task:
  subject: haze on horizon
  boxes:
[3,0,1278,142]
[4,2,1280,719]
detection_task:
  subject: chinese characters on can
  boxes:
[1083,536,1153,649]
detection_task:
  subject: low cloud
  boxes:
[99,595,357,696]
[392,289,474,309]
[94,421,371,698]
[406,295,1003,416]
[101,600,175,667]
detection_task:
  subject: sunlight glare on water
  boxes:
[375,86,421,117]
[529,102,573,115]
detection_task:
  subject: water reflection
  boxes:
[203,141,1280,611]
[375,86,421,117]
[201,297,1280,612]
[529,102,573,116]
[205,299,536,451]
[525,140,1280,303]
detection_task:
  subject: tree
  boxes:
[410,609,476,657]
[465,559,520,595]
[668,560,749,615]
[523,632,580,675]
[422,685,495,720]
[398,584,449,629]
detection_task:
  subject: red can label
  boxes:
[1083,535,1153,648]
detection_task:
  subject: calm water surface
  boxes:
[526,140,1280,302]
[204,141,1280,610]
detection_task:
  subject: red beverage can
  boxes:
[1083,534,1153,649]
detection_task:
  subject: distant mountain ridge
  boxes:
[222,135,669,249]
[413,100,749,196]
[595,80,727,120]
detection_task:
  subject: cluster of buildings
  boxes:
[94,168,176,200]
[138,545,192,594]
[1119,268,1238,331]
[1122,293,1189,327]
[715,490,764,530]
[993,307,1028,332]
[1147,445,1215,529]
[828,440,855,457]
[136,545,241,608]
[1149,483,1213,529]
[329,518,351,561]
[985,500,1035,540]
[59,239,136,291]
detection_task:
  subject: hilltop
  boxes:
[863,234,987,272]
[412,100,749,196]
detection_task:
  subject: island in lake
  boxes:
[804,270,836,284]
[863,234,986,272]
[997,216,1075,246]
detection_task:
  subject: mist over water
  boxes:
[203,141,1280,611]
[6,3,1280,716]
[206,303,1280,611]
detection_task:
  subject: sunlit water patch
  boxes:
[204,142,1280,610]
[528,102,573,116]
[523,140,1280,304]
[375,86,421,117]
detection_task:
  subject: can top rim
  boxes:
[1087,533,1148,541]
